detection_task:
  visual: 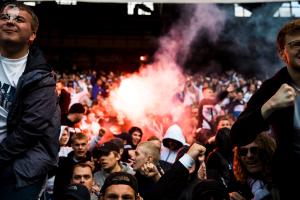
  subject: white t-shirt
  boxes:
[0,53,28,143]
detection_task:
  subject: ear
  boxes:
[279,49,288,63]
[120,149,124,155]
[115,152,121,161]
[147,156,153,163]
[28,32,36,45]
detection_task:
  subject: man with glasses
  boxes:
[231,19,300,199]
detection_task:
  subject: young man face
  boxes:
[0,5,36,47]
[132,146,148,171]
[282,33,300,72]
[71,165,93,191]
[72,138,89,160]
[216,119,231,131]
[99,151,120,172]
[101,184,136,200]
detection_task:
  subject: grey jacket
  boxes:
[0,46,61,187]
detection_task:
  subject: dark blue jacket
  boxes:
[0,46,61,188]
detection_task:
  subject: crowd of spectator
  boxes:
[42,68,278,200]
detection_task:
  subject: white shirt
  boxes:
[0,53,28,143]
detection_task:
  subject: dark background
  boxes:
[2,1,296,78]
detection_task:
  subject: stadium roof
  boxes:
[19,0,294,4]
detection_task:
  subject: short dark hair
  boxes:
[1,2,39,32]
[69,103,85,114]
[100,172,138,198]
[98,141,120,157]
[277,19,300,54]
[63,183,91,200]
[128,126,143,137]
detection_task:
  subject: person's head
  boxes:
[235,89,244,101]
[128,126,143,146]
[147,135,162,151]
[277,19,300,68]
[63,183,91,200]
[162,124,185,151]
[98,141,121,172]
[56,79,66,95]
[185,179,230,200]
[71,133,89,160]
[215,128,233,155]
[59,126,70,146]
[100,172,141,200]
[71,162,94,191]
[214,115,233,133]
[110,138,125,156]
[132,141,160,171]
[164,138,182,151]
[0,3,39,51]
[202,87,215,100]
[68,103,85,123]
[233,132,276,184]
[248,83,256,93]
[115,132,132,146]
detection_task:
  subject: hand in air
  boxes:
[262,83,297,118]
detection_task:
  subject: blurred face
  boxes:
[71,166,93,191]
[59,128,70,146]
[0,5,36,48]
[239,142,263,174]
[131,131,142,146]
[249,84,256,93]
[99,152,120,172]
[236,92,244,101]
[102,184,135,200]
[72,138,88,160]
[56,82,63,94]
[202,88,215,99]
[217,119,231,131]
[282,33,300,71]
[167,140,180,151]
[132,146,148,171]
[72,113,84,123]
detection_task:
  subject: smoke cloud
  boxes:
[109,4,226,141]
[187,3,289,79]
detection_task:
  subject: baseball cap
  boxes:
[63,183,91,200]
[100,172,138,195]
[98,141,120,157]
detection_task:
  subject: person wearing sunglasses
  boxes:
[230,132,277,200]
[230,19,300,199]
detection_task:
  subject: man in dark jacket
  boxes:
[231,19,300,199]
[53,132,92,200]
[0,3,60,199]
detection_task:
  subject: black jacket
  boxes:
[0,46,61,188]
[230,67,299,197]
[53,151,93,200]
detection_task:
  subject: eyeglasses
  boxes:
[238,146,259,157]
[286,40,300,50]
